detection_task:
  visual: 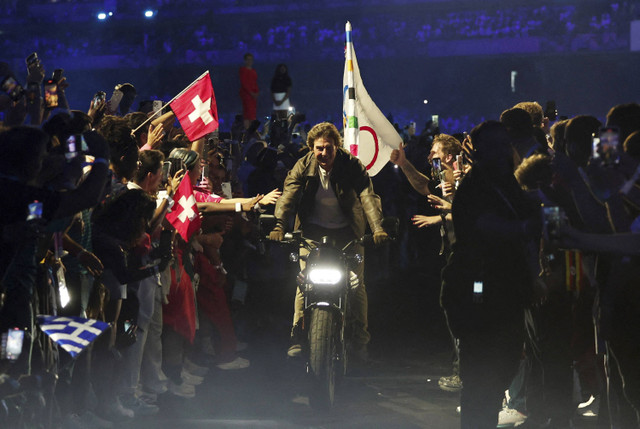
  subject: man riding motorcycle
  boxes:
[269,122,388,359]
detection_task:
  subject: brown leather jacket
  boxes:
[274,147,384,237]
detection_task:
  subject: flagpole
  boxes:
[132,70,210,135]
[344,22,358,156]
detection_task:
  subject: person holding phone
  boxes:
[441,121,540,428]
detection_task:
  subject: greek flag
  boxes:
[37,315,109,358]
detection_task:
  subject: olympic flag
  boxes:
[343,21,402,176]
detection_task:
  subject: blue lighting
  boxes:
[97,12,107,20]
[144,10,155,18]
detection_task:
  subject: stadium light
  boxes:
[144,10,155,18]
[97,12,107,20]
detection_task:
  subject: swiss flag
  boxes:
[166,174,201,241]
[170,71,219,142]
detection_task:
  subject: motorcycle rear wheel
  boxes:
[308,307,338,410]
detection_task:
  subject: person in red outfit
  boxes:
[239,53,259,130]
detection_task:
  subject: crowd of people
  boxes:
[1,1,635,67]
[2,32,640,429]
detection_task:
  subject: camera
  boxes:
[93,91,106,108]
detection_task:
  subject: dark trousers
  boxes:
[459,311,524,429]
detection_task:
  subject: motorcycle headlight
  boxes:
[308,268,342,285]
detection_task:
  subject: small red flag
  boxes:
[165,174,201,241]
[169,71,219,141]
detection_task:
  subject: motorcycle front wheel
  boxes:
[308,307,339,410]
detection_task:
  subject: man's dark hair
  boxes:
[244,53,253,60]
[513,101,544,128]
[306,122,342,149]
[565,115,601,167]
[606,103,640,143]
[125,112,150,143]
[134,149,164,184]
[95,115,139,179]
[500,108,533,140]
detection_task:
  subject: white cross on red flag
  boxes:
[165,174,201,241]
[169,71,219,142]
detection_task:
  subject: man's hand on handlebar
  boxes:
[373,230,390,245]
[269,227,284,242]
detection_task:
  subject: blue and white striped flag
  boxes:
[37,315,109,358]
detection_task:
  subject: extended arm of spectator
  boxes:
[25,62,44,125]
[558,225,640,255]
[390,145,430,196]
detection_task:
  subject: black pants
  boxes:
[458,310,524,429]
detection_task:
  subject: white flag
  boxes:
[343,22,402,176]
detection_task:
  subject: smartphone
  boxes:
[152,100,163,113]
[1,328,25,361]
[542,205,565,241]
[93,91,106,108]
[431,114,439,129]
[431,157,442,174]
[25,52,39,70]
[221,181,232,199]
[2,76,25,102]
[44,79,59,109]
[56,266,70,308]
[124,320,132,332]
[167,157,185,178]
[545,100,557,121]
[473,281,483,303]
[454,154,464,172]
[65,135,82,160]
[161,161,171,184]
[593,127,620,165]
[108,89,123,112]
[27,201,43,221]
[52,68,64,83]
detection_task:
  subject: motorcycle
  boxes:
[261,215,397,410]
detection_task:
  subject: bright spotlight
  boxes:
[108,11,113,16]
[423,99,428,104]
[97,12,107,20]
[144,10,154,18]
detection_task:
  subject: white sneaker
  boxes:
[168,380,196,398]
[180,369,204,385]
[578,395,599,417]
[184,358,209,377]
[497,407,527,427]
[216,356,250,370]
